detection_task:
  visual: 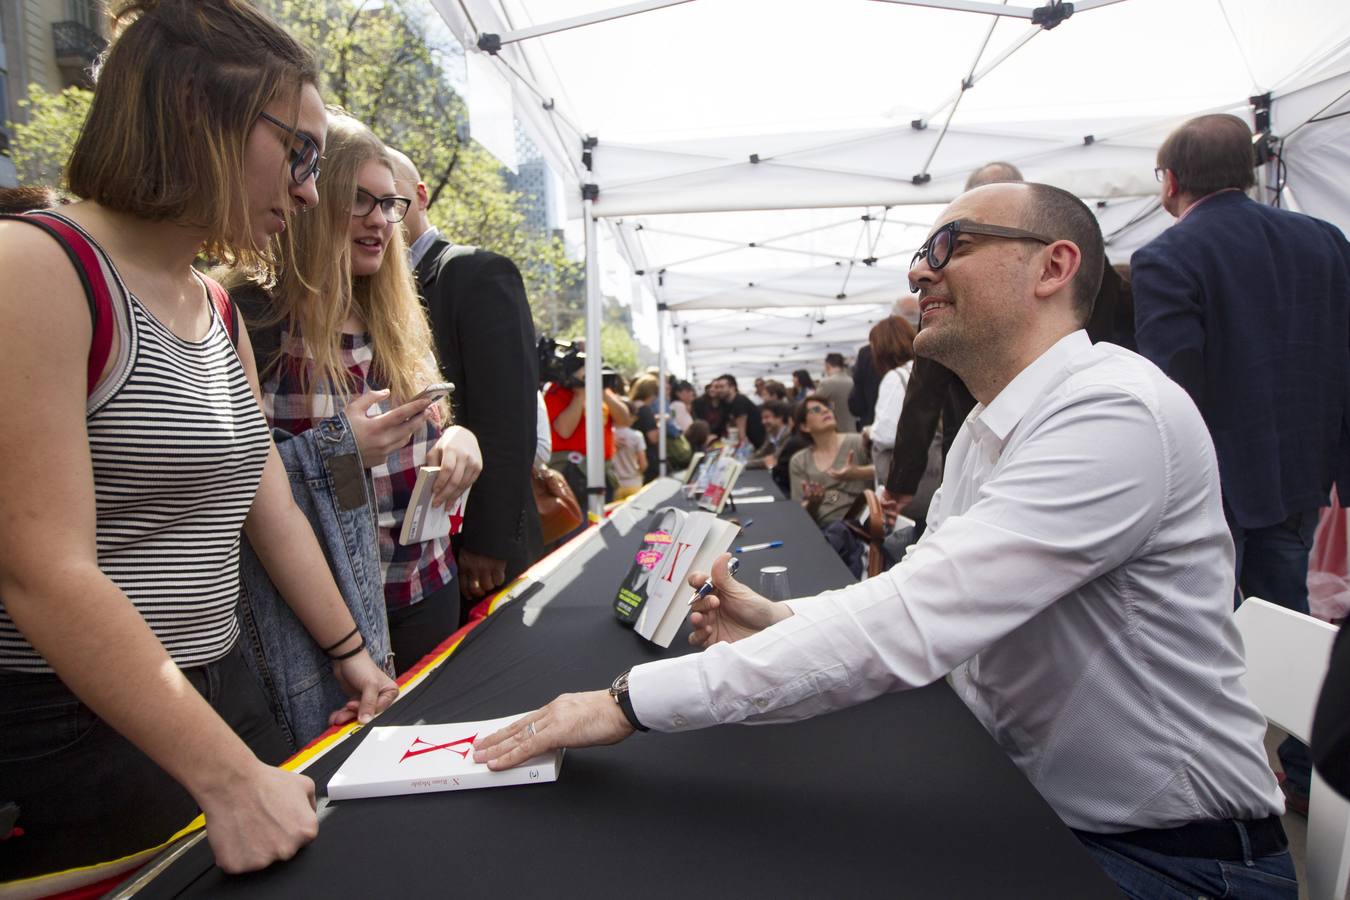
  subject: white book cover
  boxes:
[327,716,562,801]
[398,467,469,545]
[634,511,740,648]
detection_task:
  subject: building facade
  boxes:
[0,0,107,186]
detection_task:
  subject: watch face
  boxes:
[611,670,630,694]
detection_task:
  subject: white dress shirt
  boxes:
[631,331,1282,832]
[869,361,913,452]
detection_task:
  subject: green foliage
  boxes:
[562,316,639,379]
[6,1,584,334]
[9,83,93,187]
[259,0,582,336]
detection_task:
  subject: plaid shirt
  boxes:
[263,327,455,611]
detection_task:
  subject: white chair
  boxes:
[1234,597,1350,900]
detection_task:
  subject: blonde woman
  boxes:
[0,0,397,880]
[230,114,481,674]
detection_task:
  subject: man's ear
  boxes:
[1033,240,1082,301]
[417,182,430,212]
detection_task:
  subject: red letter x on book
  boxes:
[662,542,692,582]
[399,734,478,763]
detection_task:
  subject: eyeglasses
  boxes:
[352,187,412,223]
[908,219,1055,290]
[1153,167,1167,183]
[804,403,832,416]
[258,111,322,185]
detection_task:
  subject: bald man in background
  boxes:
[389,149,543,612]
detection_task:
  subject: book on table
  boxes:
[327,715,562,800]
[398,466,469,545]
[612,506,740,648]
[698,455,744,514]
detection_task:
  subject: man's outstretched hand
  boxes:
[472,691,634,771]
[687,553,793,648]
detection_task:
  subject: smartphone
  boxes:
[413,382,455,404]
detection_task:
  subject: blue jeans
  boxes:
[1078,832,1298,899]
[1230,507,1320,795]
[237,413,393,751]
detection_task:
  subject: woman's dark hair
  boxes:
[791,393,833,444]
[869,315,917,372]
[685,419,711,451]
[792,369,815,392]
[67,0,320,264]
[0,185,66,214]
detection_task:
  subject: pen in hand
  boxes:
[688,557,740,606]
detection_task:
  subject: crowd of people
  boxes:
[0,1,1346,897]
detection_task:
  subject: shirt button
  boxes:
[672,714,686,727]
[755,697,769,709]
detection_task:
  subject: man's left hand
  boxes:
[459,548,507,599]
[473,691,635,771]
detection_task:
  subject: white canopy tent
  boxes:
[430,0,1350,511]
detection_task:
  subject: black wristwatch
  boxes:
[609,670,649,732]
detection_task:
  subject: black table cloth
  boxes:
[128,472,1117,898]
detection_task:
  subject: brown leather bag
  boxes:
[533,464,584,545]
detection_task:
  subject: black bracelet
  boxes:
[330,637,367,662]
[321,625,360,655]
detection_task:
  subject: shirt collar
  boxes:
[970,330,1091,444]
[408,225,442,270]
[1177,187,1244,223]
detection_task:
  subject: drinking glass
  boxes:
[759,566,791,601]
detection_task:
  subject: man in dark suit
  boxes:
[1133,114,1350,613]
[1133,114,1350,815]
[390,150,544,612]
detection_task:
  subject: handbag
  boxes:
[533,463,584,544]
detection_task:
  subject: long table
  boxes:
[125,470,1117,898]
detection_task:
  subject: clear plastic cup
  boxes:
[759,566,791,601]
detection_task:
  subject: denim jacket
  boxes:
[237,411,394,750]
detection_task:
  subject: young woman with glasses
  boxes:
[789,394,873,528]
[0,0,397,884]
[227,113,481,676]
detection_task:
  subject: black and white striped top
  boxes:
[0,218,271,673]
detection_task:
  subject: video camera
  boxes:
[538,337,586,388]
[537,336,622,391]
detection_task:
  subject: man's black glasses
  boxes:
[352,188,412,224]
[908,219,1054,289]
[258,111,322,185]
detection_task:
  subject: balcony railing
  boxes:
[52,20,106,83]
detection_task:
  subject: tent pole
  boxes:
[583,199,606,520]
[487,0,697,47]
[658,302,668,477]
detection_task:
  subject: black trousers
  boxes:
[387,578,461,675]
[0,641,290,881]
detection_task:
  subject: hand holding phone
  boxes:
[413,382,455,404]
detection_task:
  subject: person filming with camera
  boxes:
[542,343,632,513]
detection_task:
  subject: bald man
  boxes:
[388,149,543,608]
[476,182,1295,898]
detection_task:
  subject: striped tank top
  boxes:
[0,215,271,673]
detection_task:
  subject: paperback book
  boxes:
[613,507,739,648]
[698,455,744,514]
[399,467,469,545]
[327,715,562,800]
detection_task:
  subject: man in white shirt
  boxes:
[476,183,1294,898]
